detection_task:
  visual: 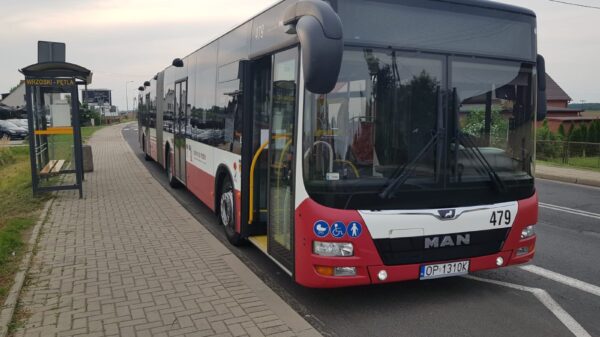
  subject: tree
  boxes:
[557,123,566,140]
[566,121,576,140]
[462,108,509,147]
[586,120,600,156]
[569,124,589,156]
[536,120,562,159]
[587,120,600,143]
[80,103,101,126]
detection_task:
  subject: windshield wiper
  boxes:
[457,132,506,193]
[379,131,440,199]
[380,86,445,200]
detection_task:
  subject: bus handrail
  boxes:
[248,134,289,224]
[303,141,334,172]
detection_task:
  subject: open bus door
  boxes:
[267,48,299,273]
[245,48,298,274]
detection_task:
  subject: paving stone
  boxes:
[12,124,300,337]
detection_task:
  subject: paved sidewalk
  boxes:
[537,164,600,188]
[13,124,319,337]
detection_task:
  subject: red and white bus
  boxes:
[138,0,546,288]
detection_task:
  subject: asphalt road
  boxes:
[123,124,600,337]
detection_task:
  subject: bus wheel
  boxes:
[143,136,152,161]
[165,151,178,188]
[219,177,243,246]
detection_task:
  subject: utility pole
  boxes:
[125,80,134,116]
[133,97,137,119]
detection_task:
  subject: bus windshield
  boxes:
[302,48,535,210]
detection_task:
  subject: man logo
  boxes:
[424,234,471,249]
[437,209,456,220]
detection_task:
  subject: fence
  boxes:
[536,140,600,169]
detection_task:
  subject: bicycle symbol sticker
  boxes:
[331,222,346,238]
[348,222,362,238]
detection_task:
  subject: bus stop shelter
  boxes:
[20,62,92,198]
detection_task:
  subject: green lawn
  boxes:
[0,146,47,303]
[0,125,104,304]
[81,126,105,142]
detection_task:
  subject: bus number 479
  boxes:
[490,210,511,226]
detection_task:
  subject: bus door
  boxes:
[174,79,188,183]
[267,49,299,272]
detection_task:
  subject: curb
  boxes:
[537,173,600,188]
[0,199,54,337]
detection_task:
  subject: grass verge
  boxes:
[0,125,104,305]
[0,146,47,305]
[538,158,600,173]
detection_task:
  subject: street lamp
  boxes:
[125,80,134,114]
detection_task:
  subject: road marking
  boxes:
[520,265,600,297]
[465,275,591,337]
[539,202,600,221]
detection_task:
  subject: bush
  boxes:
[536,120,562,159]
[587,120,600,143]
[558,123,566,139]
[570,124,589,156]
[80,104,101,126]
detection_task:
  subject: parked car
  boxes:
[0,120,28,140]
[8,119,28,128]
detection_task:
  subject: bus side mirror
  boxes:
[283,0,343,94]
[536,54,547,122]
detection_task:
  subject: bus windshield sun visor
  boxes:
[283,0,343,94]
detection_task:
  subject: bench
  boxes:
[40,159,66,176]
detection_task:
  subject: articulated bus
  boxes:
[138,0,547,287]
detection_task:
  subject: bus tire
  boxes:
[142,135,152,161]
[218,177,243,246]
[165,146,178,188]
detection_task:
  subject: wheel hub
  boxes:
[220,190,233,227]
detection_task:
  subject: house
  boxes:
[0,81,26,110]
[0,81,27,119]
[541,74,597,133]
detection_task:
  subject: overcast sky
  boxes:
[1,0,598,109]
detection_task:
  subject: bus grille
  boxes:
[372,228,510,265]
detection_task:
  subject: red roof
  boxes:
[546,116,599,121]
[547,106,583,113]
[546,74,572,101]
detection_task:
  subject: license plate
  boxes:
[419,260,469,280]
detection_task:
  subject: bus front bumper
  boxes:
[298,239,535,288]
[294,194,538,288]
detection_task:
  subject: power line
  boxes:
[548,0,600,10]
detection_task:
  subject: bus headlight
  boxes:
[313,241,353,257]
[521,225,535,239]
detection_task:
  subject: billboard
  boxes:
[82,89,111,105]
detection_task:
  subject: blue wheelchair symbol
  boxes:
[331,222,346,238]
[313,220,330,237]
[348,222,362,238]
